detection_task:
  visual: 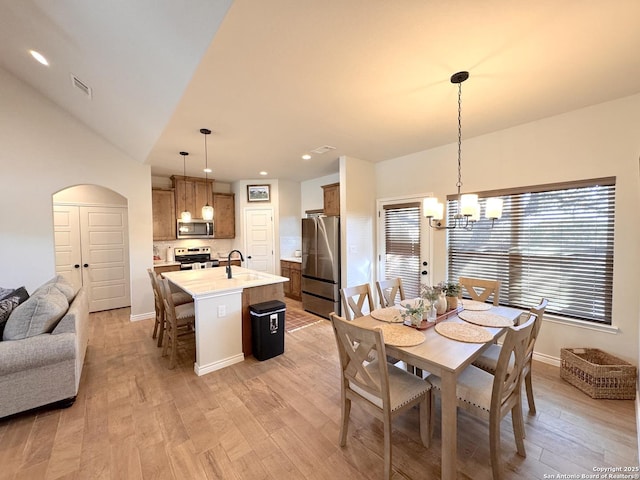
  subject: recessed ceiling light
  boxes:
[301,154,311,160]
[259,171,268,176]
[29,50,49,66]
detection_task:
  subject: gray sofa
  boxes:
[0,277,89,418]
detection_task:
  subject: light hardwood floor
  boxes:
[0,304,637,480]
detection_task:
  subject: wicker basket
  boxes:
[560,348,637,400]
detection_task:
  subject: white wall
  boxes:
[277,179,302,261]
[340,156,376,291]
[375,94,640,363]
[0,67,155,319]
[232,179,280,271]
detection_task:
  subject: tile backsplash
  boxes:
[154,239,236,261]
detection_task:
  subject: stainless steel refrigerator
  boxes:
[301,216,341,319]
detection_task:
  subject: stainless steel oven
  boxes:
[174,246,220,270]
[176,219,214,239]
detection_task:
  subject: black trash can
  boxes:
[250,300,286,361]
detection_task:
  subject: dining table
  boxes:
[352,303,523,480]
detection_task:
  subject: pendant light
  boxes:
[179,151,191,223]
[200,128,214,221]
[423,71,503,230]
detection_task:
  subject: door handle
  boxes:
[83,264,89,268]
[422,261,428,266]
[247,256,252,259]
[74,264,80,268]
[421,270,428,275]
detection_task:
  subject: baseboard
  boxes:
[130,311,155,322]
[533,351,560,367]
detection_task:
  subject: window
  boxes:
[382,202,421,298]
[447,178,615,324]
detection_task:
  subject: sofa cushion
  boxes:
[34,275,77,302]
[3,285,69,341]
[0,295,21,337]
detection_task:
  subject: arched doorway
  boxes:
[53,185,131,312]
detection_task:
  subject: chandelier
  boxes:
[179,151,191,223]
[423,71,503,230]
[200,128,214,221]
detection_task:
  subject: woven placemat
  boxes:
[458,310,514,327]
[460,299,492,311]
[374,324,425,347]
[370,307,404,323]
[435,322,493,343]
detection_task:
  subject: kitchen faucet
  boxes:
[226,250,245,278]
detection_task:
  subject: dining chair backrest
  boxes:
[340,283,375,320]
[459,276,501,305]
[376,278,406,308]
[492,314,536,414]
[329,311,431,479]
[147,268,165,345]
[330,312,390,406]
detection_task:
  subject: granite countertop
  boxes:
[162,266,288,297]
[281,257,302,263]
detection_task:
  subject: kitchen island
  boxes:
[162,266,288,376]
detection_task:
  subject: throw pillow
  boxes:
[0,287,14,301]
[0,295,20,338]
[2,285,69,341]
[10,286,29,305]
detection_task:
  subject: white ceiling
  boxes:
[2,1,640,183]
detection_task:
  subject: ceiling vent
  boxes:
[70,74,92,99]
[311,145,336,155]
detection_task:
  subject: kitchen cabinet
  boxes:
[218,259,241,268]
[280,260,301,300]
[152,189,176,241]
[213,193,235,239]
[172,175,211,219]
[171,175,235,238]
[153,264,180,275]
[322,182,340,216]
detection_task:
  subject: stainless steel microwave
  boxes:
[176,220,214,239]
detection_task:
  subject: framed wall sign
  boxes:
[247,184,270,202]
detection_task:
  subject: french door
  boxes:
[377,197,432,299]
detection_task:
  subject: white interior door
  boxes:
[243,207,275,274]
[54,204,130,312]
[53,205,83,292]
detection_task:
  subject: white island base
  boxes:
[162,266,288,376]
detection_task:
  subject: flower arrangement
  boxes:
[420,284,440,304]
[443,281,461,297]
[399,298,425,326]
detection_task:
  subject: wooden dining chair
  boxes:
[340,283,375,320]
[376,278,406,308]
[159,278,196,369]
[459,276,501,305]
[472,298,548,415]
[147,269,192,347]
[329,312,432,480]
[427,315,536,480]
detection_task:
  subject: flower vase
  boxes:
[427,303,437,322]
[435,292,447,315]
[447,295,459,311]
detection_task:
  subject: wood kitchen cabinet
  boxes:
[152,188,176,240]
[213,193,235,239]
[322,182,340,216]
[280,260,301,300]
[171,175,235,238]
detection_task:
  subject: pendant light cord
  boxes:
[456,81,463,198]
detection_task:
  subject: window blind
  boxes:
[383,202,421,298]
[447,178,615,324]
